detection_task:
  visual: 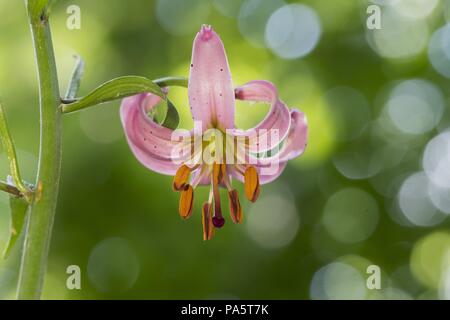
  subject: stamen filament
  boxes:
[202,201,214,240]
[191,165,209,188]
[228,189,243,224]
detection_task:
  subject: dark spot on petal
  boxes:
[220,68,223,71]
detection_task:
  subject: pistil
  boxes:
[211,162,225,228]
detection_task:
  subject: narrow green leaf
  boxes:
[153,77,188,88]
[3,195,29,259]
[0,101,29,196]
[65,55,84,100]
[162,99,180,130]
[61,76,165,114]
[147,99,180,130]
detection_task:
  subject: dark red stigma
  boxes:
[212,216,225,228]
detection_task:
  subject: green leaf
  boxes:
[147,99,180,130]
[61,76,165,114]
[162,99,180,130]
[3,195,29,259]
[0,101,29,196]
[64,55,84,100]
[153,77,188,88]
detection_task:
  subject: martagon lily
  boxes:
[120,25,308,240]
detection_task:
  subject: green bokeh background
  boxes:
[0,0,450,299]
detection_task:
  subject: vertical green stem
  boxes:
[16,0,61,299]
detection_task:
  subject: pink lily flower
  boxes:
[120,25,308,240]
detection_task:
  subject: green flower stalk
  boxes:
[16,0,62,299]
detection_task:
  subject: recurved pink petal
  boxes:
[252,109,308,163]
[188,25,235,131]
[120,93,191,175]
[231,109,307,184]
[231,80,291,153]
[274,109,308,162]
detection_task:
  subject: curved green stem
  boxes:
[17,0,62,299]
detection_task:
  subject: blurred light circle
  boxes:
[386,192,416,227]
[410,232,450,289]
[366,7,429,59]
[392,0,439,19]
[390,264,423,296]
[370,163,410,198]
[429,24,450,78]
[332,142,383,180]
[246,192,299,249]
[370,0,399,4]
[378,287,413,300]
[322,188,379,244]
[310,262,366,300]
[398,172,447,227]
[156,0,210,36]
[88,237,140,292]
[445,1,450,22]
[423,131,450,188]
[265,4,321,59]
[212,0,244,18]
[324,87,371,141]
[238,0,285,47]
[440,267,450,300]
[428,181,450,214]
[385,79,444,135]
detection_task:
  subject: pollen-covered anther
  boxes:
[202,202,214,240]
[173,164,191,191]
[244,166,260,202]
[179,184,194,219]
[228,189,243,224]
